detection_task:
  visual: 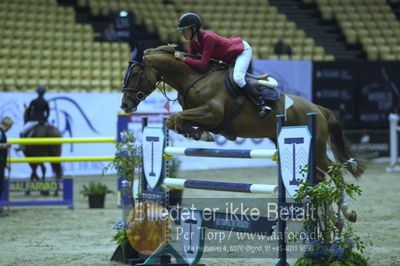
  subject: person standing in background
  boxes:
[0,116,13,217]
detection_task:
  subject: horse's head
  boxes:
[120,59,159,113]
[120,45,178,113]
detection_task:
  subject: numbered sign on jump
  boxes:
[142,127,165,189]
[278,126,312,199]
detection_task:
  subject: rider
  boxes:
[175,12,272,118]
[20,85,50,139]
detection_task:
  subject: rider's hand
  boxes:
[175,52,185,61]
[6,143,12,148]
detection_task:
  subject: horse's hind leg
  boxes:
[39,163,49,196]
[51,163,63,197]
[26,163,39,196]
[316,136,357,223]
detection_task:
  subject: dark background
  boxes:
[313,61,400,156]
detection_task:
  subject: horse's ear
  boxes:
[131,46,144,63]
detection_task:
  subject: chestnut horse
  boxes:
[120,45,364,221]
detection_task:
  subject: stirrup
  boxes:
[258,105,272,118]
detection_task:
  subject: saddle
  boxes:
[225,68,280,102]
[23,122,47,138]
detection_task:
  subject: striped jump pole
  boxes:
[164,178,278,194]
[164,147,277,159]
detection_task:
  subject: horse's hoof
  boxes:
[41,191,50,196]
[200,132,215,142]
[347,211,357,223]
[192,131,202,140]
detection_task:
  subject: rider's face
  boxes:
[181,28,192,40]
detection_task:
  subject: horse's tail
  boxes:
[47,126,62,156]
[319,106,365,179]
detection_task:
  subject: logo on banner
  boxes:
[278,126,311,199]
[181,210,204,265]
[142,127,164,189]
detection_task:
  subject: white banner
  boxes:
[0,91,179,178]
[1,87,283,178]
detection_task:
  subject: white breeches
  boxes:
[233,40,252,88]
[20,121,40,136]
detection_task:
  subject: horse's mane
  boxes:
[144,44,177,55]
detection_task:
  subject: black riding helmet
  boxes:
[176,12,202,31]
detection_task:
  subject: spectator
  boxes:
[103,23,121,42]
[274,39,293,56]
[0,116,13,217]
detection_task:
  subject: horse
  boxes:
[120,44,364,221]
[23,108,63,196]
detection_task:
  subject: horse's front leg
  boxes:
[166,112,214,141]
[173,105,222,141]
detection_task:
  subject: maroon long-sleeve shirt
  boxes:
[184,30,244,71]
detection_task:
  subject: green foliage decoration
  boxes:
[294,161,368,266]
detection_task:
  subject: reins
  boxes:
[123,48,222,107]
[149,50,221,108]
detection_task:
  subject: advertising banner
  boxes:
[1,91,277,178]
[313,61,400,129]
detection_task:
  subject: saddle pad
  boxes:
[225,69,280,101]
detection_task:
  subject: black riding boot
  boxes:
[241,83,272,118]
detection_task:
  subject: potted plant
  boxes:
[104,131,143,264]
[103,130,141,206]
[293,161,368,266]
[80,181,114,208]
[110,219,141,264]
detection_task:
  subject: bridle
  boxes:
[121,51,179,105]
[121,60,148,106]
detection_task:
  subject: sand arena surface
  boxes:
[0,162,399,266]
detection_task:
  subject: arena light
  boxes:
[119,11,128,17]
